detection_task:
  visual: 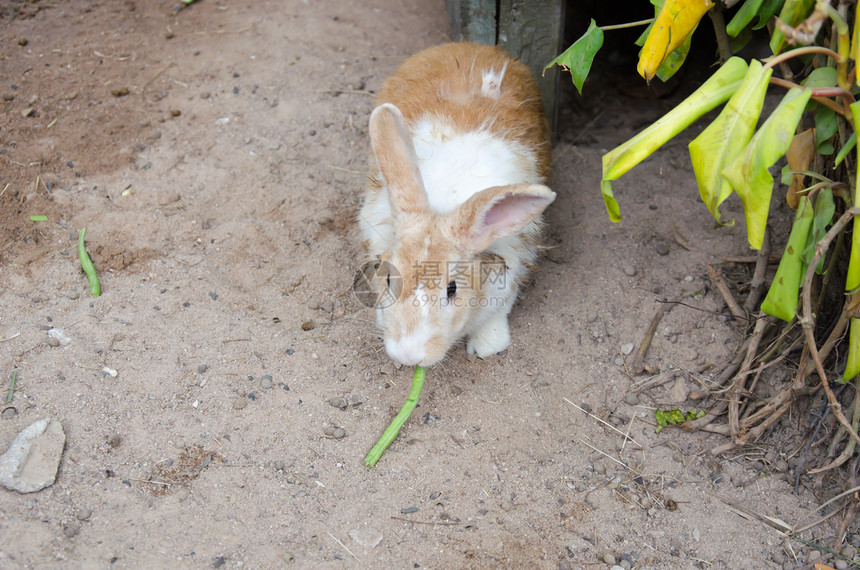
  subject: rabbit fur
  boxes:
[359,42,555,367]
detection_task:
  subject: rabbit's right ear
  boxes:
[370,103,429,217]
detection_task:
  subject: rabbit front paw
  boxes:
[467,315,511,358]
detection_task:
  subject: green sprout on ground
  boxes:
[78,227,101,297]
[655,408,706,433]
[364,366,426,467]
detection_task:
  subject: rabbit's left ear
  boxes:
[369,103,429,218]
[452,184,556,252]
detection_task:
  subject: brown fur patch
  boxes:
[375,43,551,182]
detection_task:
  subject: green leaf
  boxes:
[727,0,766,37]
[804,187,835,274]
[770,0,817,54]
[754,0,785,30]
[545,19,604,95]
[846,318,860,381]
[722,87,812,249]
[846,101,860,290]
[656,25,694,82]
[818,141,835,155]
[835,131,856,166]
[802,67,838,88]
[654,408,705,433]
[780,165,794,185]
[813,104,837,155]
[600,57,749,222]
[29,215,48,222]
[761,196,815,321]
[689,59,771,226]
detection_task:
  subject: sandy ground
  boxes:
[0,1,855,568]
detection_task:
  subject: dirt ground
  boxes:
[0,1,856,568]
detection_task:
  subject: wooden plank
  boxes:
[497,0,565,134]
[445,0,496,45]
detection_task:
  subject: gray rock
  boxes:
[0,418,66,493]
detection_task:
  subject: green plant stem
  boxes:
[826,3,849,37]
[364,366,426,467]
[599,18,653,32]
[78,227,101,296]
[833,1,850,89]
[6,369,17,404]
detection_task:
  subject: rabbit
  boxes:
[359,42,555,367]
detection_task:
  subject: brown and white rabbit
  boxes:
[360,42,555,367]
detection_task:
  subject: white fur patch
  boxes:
[410,117,539,214]
[481,62,508,99]
[385,285,433,365]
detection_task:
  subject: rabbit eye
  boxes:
[446,280,457,299]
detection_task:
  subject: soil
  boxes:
[0,1,855,569]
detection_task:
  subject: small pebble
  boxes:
[400,506,418,514]
[198,365,208,374]
[332,427,346,439]
[835,560,849,570]
[273,460,286,471]
[47,337,60,348]
[111,87,129,97]
[76,508,92,521]
[66,291,80,300]
[328,397,347,409]
[620,343,634,355]
[655,243,670,256]
[1,407,18,420]
[63,523,80,538]
[260,375,273,389]
[623,265,637,277]
[233,398,247,410]
[301,320,315,331]
[602,552,617,565]
[107,434,122,448]
[500,500,513,512]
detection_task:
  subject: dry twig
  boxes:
[629,301,677,374]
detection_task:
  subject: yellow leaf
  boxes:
[689,59,771,226]
[722,87,811,249]
[638,0,715,81]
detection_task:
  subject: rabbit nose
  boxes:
[385,336,426,367]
